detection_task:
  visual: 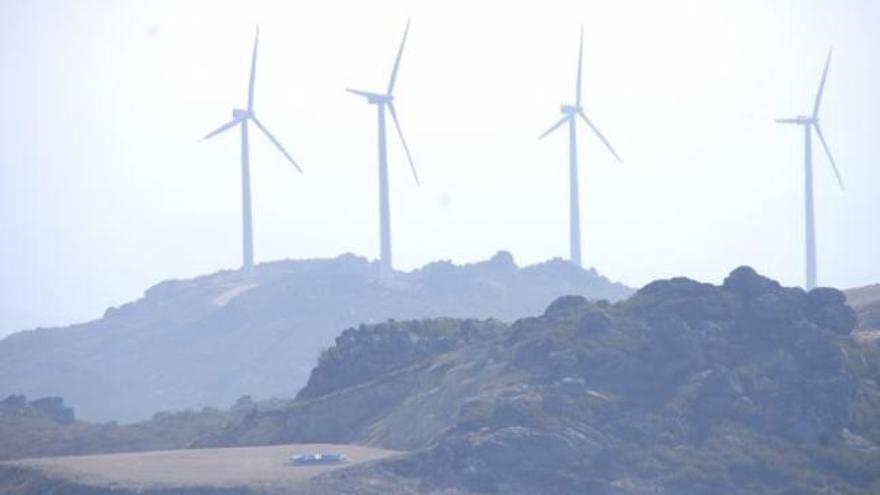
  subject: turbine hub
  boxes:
[232,108,252,119]
[369,94,393,105]
[561,104,579,115]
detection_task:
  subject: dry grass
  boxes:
[0,443,399,490]
[846,284,880,310]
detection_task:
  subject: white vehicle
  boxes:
[289,452,348,466]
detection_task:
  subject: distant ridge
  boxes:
[0,252,631,422]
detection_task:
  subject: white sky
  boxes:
[1,0,878,336]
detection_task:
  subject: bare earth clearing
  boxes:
[0,443,399,490]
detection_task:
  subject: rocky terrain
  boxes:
[0,394,287,461]
[0,253,630,422]
[2,267,879,494]
[190,267,880,495]
[847,284,880,337]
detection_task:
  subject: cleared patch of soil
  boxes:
[0,443,398,490]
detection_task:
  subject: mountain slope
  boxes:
[847,284,880,338]
[198,267,880,495]
[0,253,630,422]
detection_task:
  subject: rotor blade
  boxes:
[346,88,378,100]
[251,116,303,173]
[202,118,241,140]
[387,19,411,95]
[538,115,570,140]
[576,25,584,107]
[775,118,803,124]
[579,109,621,163]
[388,102,419,185]
[813,49,832,118]
[813,123,844,190]
[248,26,259,112]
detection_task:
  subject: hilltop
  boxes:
[0,252,631,422]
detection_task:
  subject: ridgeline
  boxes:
[0,252,630,422]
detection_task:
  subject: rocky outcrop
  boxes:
[0,395,273,461]
[208,267,879,495]
[0,395,75,425]
[298,319,505,400]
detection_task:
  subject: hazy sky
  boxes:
[1,0,878,336]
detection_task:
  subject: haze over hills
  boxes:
[1,267,878,494]
[0,252,631,423]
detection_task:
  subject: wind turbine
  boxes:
[539,26,621,268]
[347,20,419,283]
[202,27,303,280]
[776,50,844,291]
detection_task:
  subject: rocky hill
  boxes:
[0,253,630,422]
[192,267,880,495]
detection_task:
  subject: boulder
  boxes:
[544,295,591,318]
[722,265,782,298]
[576,310,613,335]
[807,288,858,335]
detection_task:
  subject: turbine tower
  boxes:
[776,50,844,291]
[202,27,303,280]
[347,20,419,283]
[539,26,621,268]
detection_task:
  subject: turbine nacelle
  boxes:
[561,104,581,116]
[369,94,393,105]
[232,108,253,120]
[347,88,393,105]
[776,115,817,126]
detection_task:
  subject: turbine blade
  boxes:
[813,49,832,118]
[251,116,303,173]
[387,19,411,95]
[775,118,802,124]
[813,123,844,190]
[576,25,584,107]
[579,109,621,162]
[388,102,419,185]
[539,116,569,140]
[346,88,378,100]
[248,26,259,112]
[202,118,241,140]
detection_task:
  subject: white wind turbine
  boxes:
[539,26,621,268]
[347,20,419,283]
[776,50,844,291]
[202,27,303,279]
